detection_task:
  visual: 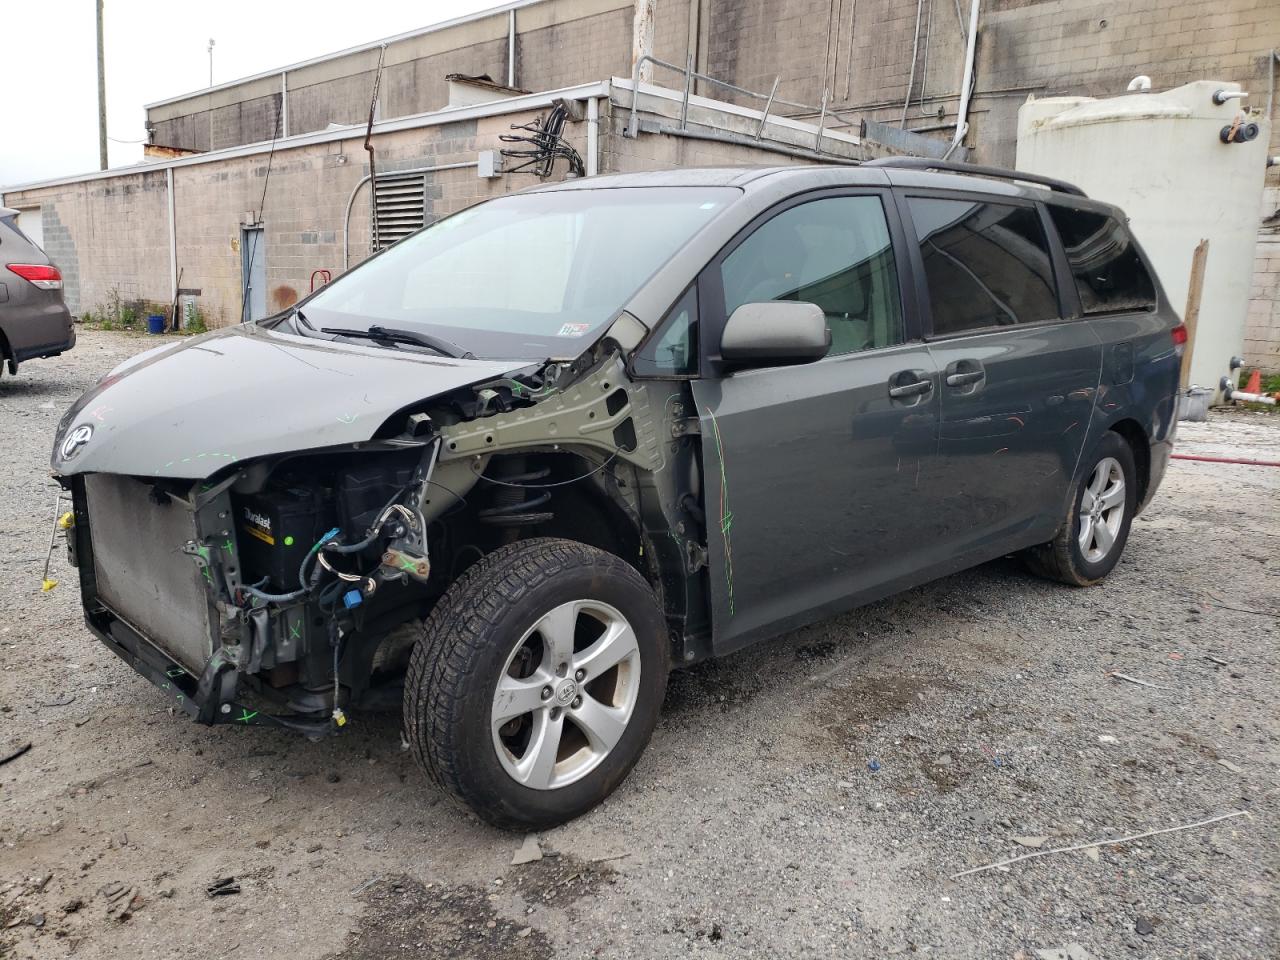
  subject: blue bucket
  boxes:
[146,314,165,335]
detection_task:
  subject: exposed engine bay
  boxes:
[61,342,709,733]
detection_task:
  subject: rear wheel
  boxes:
[1023,431,1136,586]
[403,538,668,830]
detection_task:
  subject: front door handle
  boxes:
[888,370,933,399]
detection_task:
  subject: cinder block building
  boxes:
[4,0,1278,371]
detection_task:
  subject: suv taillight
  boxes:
[6,263,62,290]
[1171,323,1188,347]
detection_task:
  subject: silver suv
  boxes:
[52,161,1181,830]
[0,207,75,377]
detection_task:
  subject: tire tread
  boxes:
[403,537,655,828]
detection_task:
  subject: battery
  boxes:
[236,487,330,590]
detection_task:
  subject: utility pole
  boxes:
[631,0,655,84]
[208,38,215,86]
[96,0,107,170]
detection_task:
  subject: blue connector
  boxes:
[342,589,363,609]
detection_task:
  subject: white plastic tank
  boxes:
[1016,80,1270,395]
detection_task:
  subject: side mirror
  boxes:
[719,301,831,370]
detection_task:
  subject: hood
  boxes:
[52,324,525,479]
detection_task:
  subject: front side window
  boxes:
[302,187,736,360]
[909,197,1059,336]
[1045,205,1156,315]
[719,195,904,356]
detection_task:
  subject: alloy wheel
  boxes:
[491,600,641,790]
[1078,456,1126,563]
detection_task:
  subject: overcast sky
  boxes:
[0,0,499,188]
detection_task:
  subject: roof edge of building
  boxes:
[142,0,549,111]
[4,80,610,196]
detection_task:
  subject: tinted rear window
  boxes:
[908,197,1059,336]
[1046,206,1156,315]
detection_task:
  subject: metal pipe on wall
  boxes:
[900,0,925,127]
[945,0,981,160]
[342,160,480,268]
[508,10,517,88]
[281,72,289,137]
[166,167,177,303]
[586,96,599,176]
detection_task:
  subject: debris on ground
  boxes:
[1106,671,1167,690]
[511,834,543,865]
[953,810,1251,879]
[0,741,32,767]
[99,882,141,921]
[1012,836,1048,849]
[206,877,241,897]
[1135,916,1156,937]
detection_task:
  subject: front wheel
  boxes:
[1023,431,1137,586]
[403,538,669,830]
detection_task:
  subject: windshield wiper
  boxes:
[320,324,473,359]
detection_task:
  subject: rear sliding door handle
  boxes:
[946,370,985,387]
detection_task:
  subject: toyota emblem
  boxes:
[60,424,94,461]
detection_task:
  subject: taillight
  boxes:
[7,263,62,290]
[1171,323,1188,347]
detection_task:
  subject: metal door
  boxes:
[241,226,266,323]
[688,190,941,656]
[899,193,1102,553]
[926,324,1101,551]
[691,346,941,655]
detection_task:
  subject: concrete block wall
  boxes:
[145,1,1278,178]
[31,0,1280,367]
[519,5,633,92]
[1245,186,1280,373]
[147,1,631,150]
[4,172,171,318]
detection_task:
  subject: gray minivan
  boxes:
[0,207,75,376]
[52,160,1181,829]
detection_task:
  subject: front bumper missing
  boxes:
[69,474,332,735]
[85,606,330,734]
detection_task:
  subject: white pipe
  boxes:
[900,0,925,127]
[281,72,288,137]
[166,167,177,303]
[946,0,980,159]
[1228,390,1276,405]
[586,96,599,176]
[508,10,517,87]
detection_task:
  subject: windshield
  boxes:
[302,186,737,359]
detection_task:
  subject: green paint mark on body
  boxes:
[705,407,734,617]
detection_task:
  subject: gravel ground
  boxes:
[1,329,1276,960]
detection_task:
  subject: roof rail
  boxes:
[864,156,1087,197]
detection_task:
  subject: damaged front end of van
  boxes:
[51,313,690,733]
